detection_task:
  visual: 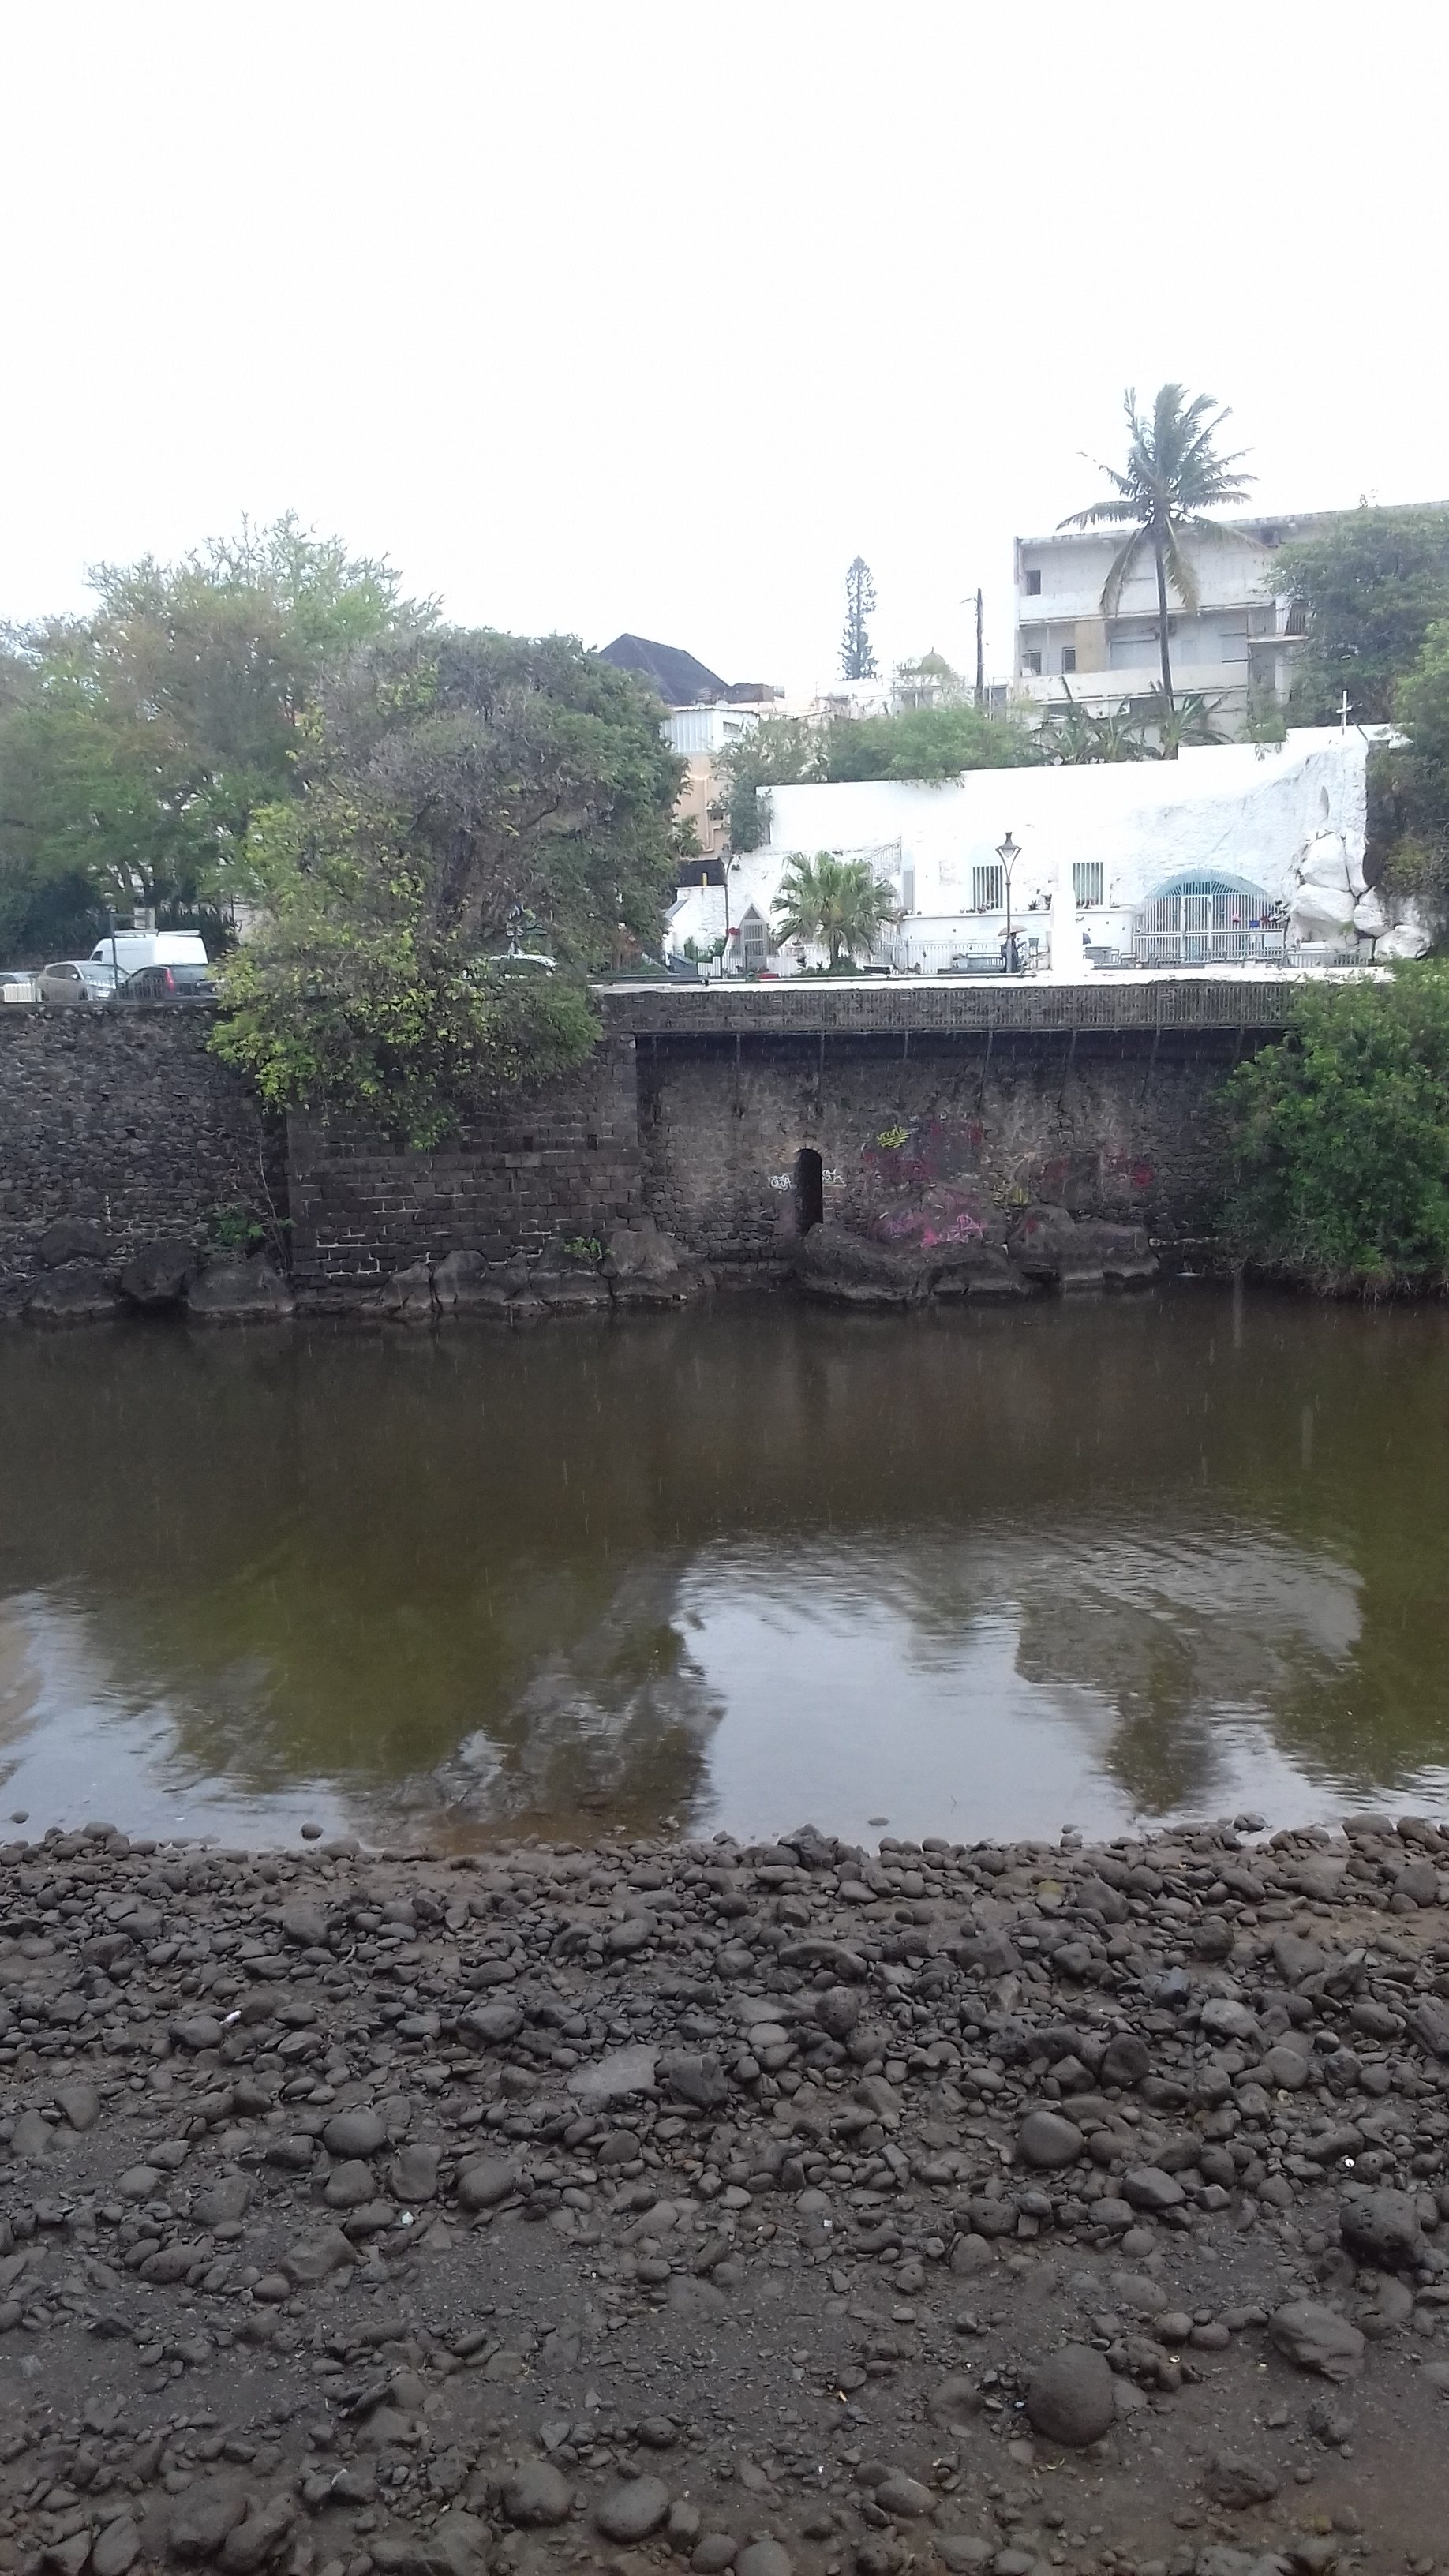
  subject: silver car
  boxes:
[39,959,120,1006]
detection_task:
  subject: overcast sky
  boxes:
[2,2,1445,695]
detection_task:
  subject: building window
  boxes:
[972,863,1005,912]
[1073,862,1104,907]
[1024,569,1042,595]
[1023,650,1042,676]
[1061,646,1076,674]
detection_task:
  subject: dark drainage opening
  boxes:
[794,1148,824,1234]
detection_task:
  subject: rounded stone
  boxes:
[595,2478,672,2542]
[389,2143,440,2203]
[816,1986,862,2039]
[736,2546,793,2576]
[456,2156,517,2211]
[1340,2188,1423,2269]
[1017,2110,1084,2171]
[1121,2165,1185,2212]
[1264,2042,1311,2090]
[323,2108,387,2159]
[1269,2301,1366,2382]
[1026,2344,1116,2447]
[874,2471,935,2518]
[1099,2032,1151,2089]
[502,2461,575,2527]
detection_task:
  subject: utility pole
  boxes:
[962,590,987,709]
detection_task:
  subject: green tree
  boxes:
[0,516,426,947]
[840,556,878,680]
[1274,505,1449,724]
[893,650,961,711]
[1395,622,1449,811]
[818,701,1039,782]
[1061,384,1252,739]
[1368,618,1449,927]
[1225,964,1449,1290]
[710,713,819,852]
[771,850,900,970]
[213,628,685,1143]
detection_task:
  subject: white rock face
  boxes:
[1288,827,1361,947]
[1352,886,1389,938]
[1376,912,1432,960]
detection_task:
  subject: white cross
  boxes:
[1339,689,1351,730]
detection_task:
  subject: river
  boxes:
[2,1286,1448,1848]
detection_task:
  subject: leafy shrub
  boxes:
[1224,966,1449,1291]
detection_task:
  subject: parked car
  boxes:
[117,961,218,1004]
[0,968,39,1005]
[38,959,120,1006]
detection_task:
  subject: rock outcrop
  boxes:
[603,1221,706,1307]
[1007,1203,1157,1289]
[185,1254,296,1323]
[795,1207,1156,1305]
[21,1261,124,1324]
[118,1239,197,1310]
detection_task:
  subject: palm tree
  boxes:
[1141,686,1230,756]
[1038,683,1148,765]
[1060,384,1252,747]
[772,851,900,971]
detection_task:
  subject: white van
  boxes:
[88,930,209,976]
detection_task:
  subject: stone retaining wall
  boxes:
[637,1029,1241,1260]
[285,1035,643,1295]
[0,1009,277,1300]
[1,995,1256,1311]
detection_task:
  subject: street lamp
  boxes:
[997,830,1021,973]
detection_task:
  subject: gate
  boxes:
[1133,874,1285,966]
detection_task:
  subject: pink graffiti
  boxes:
[874,1201,987,1248]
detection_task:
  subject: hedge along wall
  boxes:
[0,1009,279,1300]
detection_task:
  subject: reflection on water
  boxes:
[1,1289,1448,1845]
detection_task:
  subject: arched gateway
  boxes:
[1133,871,1284,966]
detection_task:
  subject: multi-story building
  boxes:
[1012,514,1324,733]
[600,635,780,856]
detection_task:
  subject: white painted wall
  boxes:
[665,728,1376,975]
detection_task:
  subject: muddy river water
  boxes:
[2,1286,1448,1847]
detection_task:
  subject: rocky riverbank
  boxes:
[2,1814,1447,2576]
[12,1204,1161,1327]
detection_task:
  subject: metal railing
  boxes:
[1132,930,1287,966]
[883,931,1045,976]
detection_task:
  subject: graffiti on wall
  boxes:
[856,1117,992,1249]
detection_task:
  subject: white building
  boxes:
[1013,513,1329,734]
[667,728,1410,978]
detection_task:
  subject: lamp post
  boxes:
[997,830,1020,973]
